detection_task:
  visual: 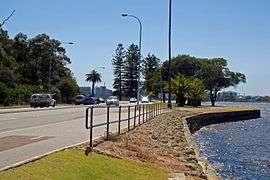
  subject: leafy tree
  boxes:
[112,44,125,100]
[142,54,160,96]
[197,58,246,106]
[0,29,79,105]
[122,44,140,98]
[169,74,191,107]
[161,55,202,81]
[57,77,80,103]
[86,70,102,96]
[186,78,206,107]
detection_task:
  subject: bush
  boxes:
[0,82,33,106]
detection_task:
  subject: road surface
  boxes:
[0,104,144,170]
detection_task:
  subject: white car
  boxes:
[141,96,150,103]
[30,94,56,108]
[106,96,119,106]
[129,97,137,103]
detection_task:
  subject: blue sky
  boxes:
[1,0,270,95]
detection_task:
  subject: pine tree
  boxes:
[112,44,125,100]
[122,44,140,98]
[142,54,160,96]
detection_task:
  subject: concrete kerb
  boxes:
[0,105,87,115]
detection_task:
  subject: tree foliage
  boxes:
[0,28,80,105]
[86,70,102,96]
[122,44,140,98]
[157,55,246,106]
[112,44,125,100]
[142,54,160,97]
[197,58,246,106]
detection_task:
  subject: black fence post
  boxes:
[118,106,121,135]
[106,106,110,139]
[138,105,141,125]
[90,107,93,148]
[134,106,137,128]
[143,105,145,123]
[128,106,130,131]
[145,105,148,121]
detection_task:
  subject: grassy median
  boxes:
[0,149,167,180]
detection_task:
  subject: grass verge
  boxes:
[0,149,167,180]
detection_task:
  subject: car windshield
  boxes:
[31,95,39,99]
[108,96,117,100]
[76,96,84,99]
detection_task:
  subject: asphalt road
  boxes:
[0,103,142,170]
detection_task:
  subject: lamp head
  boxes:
[121,14,128,17]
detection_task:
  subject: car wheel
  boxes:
[52,102,56,107]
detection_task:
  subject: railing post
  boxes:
[128,106,130,131]
[155,104,157,116]
[134,106,137,128]
[89,107,93,148]
[145,105,148,121]
[138,105,141,125]
[106,106,110,139]
[143,105,145,123]
[118,106,121,135]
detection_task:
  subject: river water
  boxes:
[195,102,270,179]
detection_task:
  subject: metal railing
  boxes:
[85,103,169,153]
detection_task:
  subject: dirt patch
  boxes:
[83,110,207,180]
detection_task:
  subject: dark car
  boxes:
[83,96,96,105]
[74,95,85,105]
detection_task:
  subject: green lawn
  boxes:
[0,149,167,180]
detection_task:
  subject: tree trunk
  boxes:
[119,74,122,101]
[209,90,217,106]
[162,92,166,103]
[176,93,186,107]
[92,82,95,97]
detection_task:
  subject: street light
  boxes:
[48,41,75,92]
[121,13,142,105]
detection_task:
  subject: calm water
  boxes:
[195,102,270,180]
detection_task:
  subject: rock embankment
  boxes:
[94,110,207,180]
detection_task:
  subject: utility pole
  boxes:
[168,0,172,108]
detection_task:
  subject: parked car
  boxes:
[30,93,56,108]
[83,96,96,105]
[106,96,119,106]
[129,97,137,103]
[74,95,85,105]
[141,96,150,103]
[97,98,105,103]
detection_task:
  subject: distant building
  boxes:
[95,86,113,98]
[217,91,238,101]
[80,87,91,96]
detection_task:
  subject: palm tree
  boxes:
[86,70,101,96]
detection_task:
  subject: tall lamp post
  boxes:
[168,0,172,108]
[121,13,142,105]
